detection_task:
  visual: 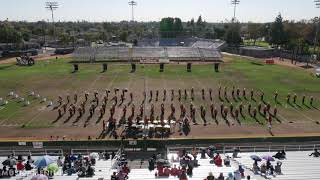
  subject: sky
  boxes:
[0,0,318,23]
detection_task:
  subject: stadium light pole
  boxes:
[231,0,240,22]
[128,1,137,22]
[314,0,320,55]
[45,1,59,41]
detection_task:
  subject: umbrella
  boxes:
[30,174,48,180]
[2,158,16,166]
[250,155,262,161]
[89,152,99,159]
[34,155,56,168]
[47,163,59,173]
[69,155,77,161]
[262,155,275,161]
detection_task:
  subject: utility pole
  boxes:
[128,1,137,22]
[231,0,240,22]
[45,2,59,41]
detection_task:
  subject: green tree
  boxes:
[224,22,242,45]
[119,31,128,42]
[270,14,288,47]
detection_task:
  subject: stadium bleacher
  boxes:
[227,151,320,180]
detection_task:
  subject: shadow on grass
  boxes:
[250,62,264,66]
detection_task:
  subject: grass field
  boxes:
[0,55,319,140]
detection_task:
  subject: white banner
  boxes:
[32,142,43,149]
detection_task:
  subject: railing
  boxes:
[71,148,119,155]
[166,143,320,155]
[0,149,63,157]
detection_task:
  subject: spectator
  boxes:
[179,170,188,180]
[86,165,94,177]
[238,165,244,177]
[170,165,178,176]
[57,157,63,167]
[27,155,34,163]
[260,163,267,177]
[25,161,32,171]
[273,150,286,159]
[213,153,222,166]
[217,172,224,180]
[148,158,155,171]
[234,170,241,180]
[275,161,282,174]
[206,172,215,180]
[111,172,118,180]
[252,160,260,174]
[309,149,320,157]
[16,161,25,171]
[226,172,234,180]
[163,167,170,176]
[186,165,193,176]
[224,156,231,166]
[232,148,240,158]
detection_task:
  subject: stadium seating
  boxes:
[227,151,320,180]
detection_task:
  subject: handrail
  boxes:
[167,143,320,154]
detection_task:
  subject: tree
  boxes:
[119,31,128,42]
[247,23,263,45]
[159,17,183,38]
[224,22,242,45]
[270,14,288,47]
[196,15,203,27]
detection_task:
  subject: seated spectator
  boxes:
[157,164,164,176]
[122,164,130,174]
[148,158,155,171]
[213,153,222,166]
[180,170,188,180]
[206,172,215,180]
[275,161,282,174]
[238,165,244,177]
[67,166,76,176]
[17,155,25,162]
[170,165,178,176]
[201,149,206,159]
[16,161,25,171]
[232,148,240,158]
[111,172,118,180]
[57,157,63,167]
[163,167,170,176]
[27,155,34,163]
[234,170,241,180]
[226,172,234,180]
[86,165,94,177]
[224,156,231,166]
[186,165,193,176]
[191,147,198,159]
[273,150,286,159]
[25,161,32,171]
[217,173,224,180]
[260,163,267,177]
[309,149,320,157]
[90,158,96,166]
[117,170,127,180]
[252,160,260,174]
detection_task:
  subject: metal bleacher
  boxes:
[72,46,222,63]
